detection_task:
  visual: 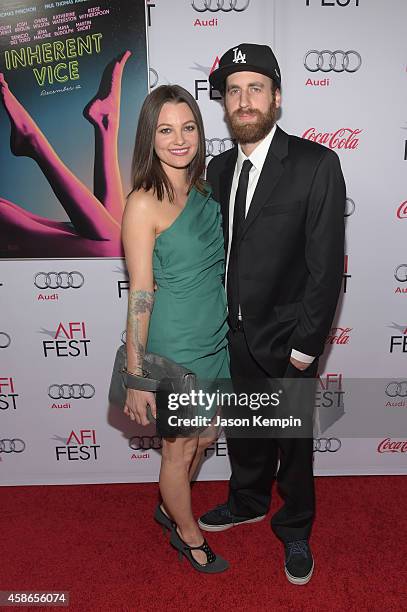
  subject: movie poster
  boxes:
[0,0,148,258]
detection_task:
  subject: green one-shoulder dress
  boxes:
[146,185,229,384]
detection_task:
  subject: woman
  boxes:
[121,85,229,573]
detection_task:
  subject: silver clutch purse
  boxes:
[108,344,197,434]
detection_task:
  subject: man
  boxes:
[199,43,345,584]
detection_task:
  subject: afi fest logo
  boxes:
[326,327,352,345]
[54,429,100,461]
[118,280,129,298]
[402,123,407,161]
[315,372,344,410]
[42,322,90,357]
[0,377,19,411]
[397,201,407,219]
[302,128,362,150]
[305,0,359,5]
[395,264,407,294]
[204,431,228,458]
[147,2,155,27]
[388,323,407,353]
[377,438,407,454]
[192,56,222,100]
[113,265,129,298]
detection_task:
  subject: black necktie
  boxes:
[227,159,252,329]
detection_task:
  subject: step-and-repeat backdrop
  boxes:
[1,0,406,485]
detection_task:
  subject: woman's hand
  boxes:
[124,388,157,425]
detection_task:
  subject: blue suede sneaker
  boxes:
[284,540,314,585]
[198,503,266,532]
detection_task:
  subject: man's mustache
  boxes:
[233,108,259,117]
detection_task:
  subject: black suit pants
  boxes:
[226,326,317,543]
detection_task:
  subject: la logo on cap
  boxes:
[232,47,246,63]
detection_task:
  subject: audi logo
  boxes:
[313,437,341,452]
[0,439,26,453]
[395,264,407,283]
[192,0,250,12]
[0,332,11,349]
[345,197,355,217]
[129,436,162,451]
[385,381,407,398]
[48,384,96,400]
[149,67,158,89]
[34,272,85,290]
[205,138,235,158]
[304,50,362,73]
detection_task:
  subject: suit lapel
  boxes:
[219,148,237,245]
[240,126,289,241]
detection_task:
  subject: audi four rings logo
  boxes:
[385,381,407,397]
[313,438,341,452]
[129,436,162,451]
[345,198,355,217]
[304,50,362,73]
[395,264,407,282]
[48,384,96,400]
[34,272,85,289]
[192,0,250,11]
[0,332,11,348]
[205,138,234,157]
[0,439,26,453]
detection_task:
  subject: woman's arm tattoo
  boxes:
[127,290,155,373]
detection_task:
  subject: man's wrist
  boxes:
[290,349,315,364]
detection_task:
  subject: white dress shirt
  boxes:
[226,125,314,364]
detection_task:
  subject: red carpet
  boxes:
[1,477,407,611]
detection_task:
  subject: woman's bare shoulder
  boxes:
[126,188,159,212]
[123,189,162,227]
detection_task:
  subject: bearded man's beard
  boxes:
[227,101,278,144]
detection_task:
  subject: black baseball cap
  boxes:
[209,43,281,93]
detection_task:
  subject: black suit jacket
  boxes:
[207,126,346,376]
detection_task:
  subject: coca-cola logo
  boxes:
[325,327,352,345]
[377,438,407,454]
[397,201,407,219]
[302,128,362,150]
